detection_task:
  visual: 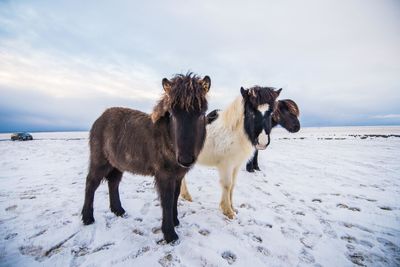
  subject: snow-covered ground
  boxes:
[0,127,399,267]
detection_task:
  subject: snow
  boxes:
[0,126,399,267]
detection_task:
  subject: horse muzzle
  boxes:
[177,155,195,168]
[255,131,271,150]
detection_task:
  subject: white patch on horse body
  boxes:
[257,104,269,113]
[197,96,253,168]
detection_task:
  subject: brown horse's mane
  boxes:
[151,73,208,122]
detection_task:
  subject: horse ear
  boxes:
[201,76,211,92]
[151,98,169,123]
[240,87,248,98]
[276,88,282,96]
[162,78,172,94]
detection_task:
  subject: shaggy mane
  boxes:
[151,73,208,122]
[248,86,280,108]
[220,96,245,131]
[273,99,300,121]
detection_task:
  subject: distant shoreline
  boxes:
[1,125,400,134]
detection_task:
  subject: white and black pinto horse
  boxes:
[180,86,281,218]
[246,99,300,172]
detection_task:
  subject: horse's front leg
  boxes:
[246,156,255,172]
[173,178,183,226]
[253,150,261,171]
[180,177,192,201]
[218,166,235,219]
[156,176,178,243]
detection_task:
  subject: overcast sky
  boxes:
[1,0,399,132]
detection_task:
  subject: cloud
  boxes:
[1,0,400,131]
[371,114,400,119]
[0,41,161,100]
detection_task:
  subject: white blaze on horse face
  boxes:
[257,104,269,113]
[256,130,268,150]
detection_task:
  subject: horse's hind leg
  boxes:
[180,177,192,201]
[230,166,239,214]
[218,167,235,219]
[82,163,111,225]
[106,168,125,216]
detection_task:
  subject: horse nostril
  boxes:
[292,124,300,132]
[178,156,195,167]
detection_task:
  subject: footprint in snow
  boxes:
[19,245,44,259]
[132,228,144,236]
[221,250,237,265]
[340,222,373,233]
[152,226,162,234]
[377,237,400,254]
[239,203,255,210]
[336,203,361,211]
[341,235,374,248]
[159,253,181,267]
[294,211,305,216]
[319,219,337,238]
[280,227,300,239]
[300,231,322,249]
[298,248,315,264]
[198,229,210,236]
[244,232,262,243]
[140,202,150,215]
[256,246,270,257]
[5,205,17,211]
[274,216,285,224]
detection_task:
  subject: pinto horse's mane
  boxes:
[247,86,280,108]
[219,96,245,131]
[151,73,208,122]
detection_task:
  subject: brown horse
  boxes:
[246,99,300,172]
[81,73,211,243]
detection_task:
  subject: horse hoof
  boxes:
[246,166,255,172]
[181,193,193,202]
[82,216,95,225]
[164,231,179,243]
[81,208,95,225]
[254,166,261,171]
[226,213,235,220]
[223,209,235,219]
[111,207,126,217]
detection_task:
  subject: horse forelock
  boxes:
[168,73,208,112]
[151,73,208,122]
[249,86,279,107]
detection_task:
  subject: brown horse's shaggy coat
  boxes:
[81,73,210,243]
